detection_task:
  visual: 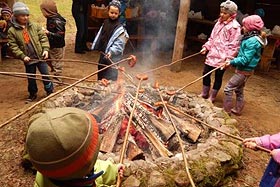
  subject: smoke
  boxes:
[126,0,179,72]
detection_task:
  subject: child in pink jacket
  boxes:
[200,0,241,102]
[244,133,280,187]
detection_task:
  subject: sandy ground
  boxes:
[0,35,279,186]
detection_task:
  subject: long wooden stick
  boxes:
[140,51,201,74]
[175,63,225,93]
[116,78,145,187]
[165,103,271,153]
[0,71,97,82]
[29,58,100,66]
[0,56,133,129]
[157,90,196,187]
[0,73,111,92]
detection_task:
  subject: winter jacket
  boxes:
[91,24,129,62]
[256,133,280,187]
[230,35,267,72]
[203,18,241,68]
[46,14,66,49]
[8,18,49,61]
[34,159,119,187]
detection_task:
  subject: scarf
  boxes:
[97,18,121,52]
[22,27,30,44]
[242,30,260,41]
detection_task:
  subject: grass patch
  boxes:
[21,0,76,33]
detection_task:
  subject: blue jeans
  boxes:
[25,62,53,95]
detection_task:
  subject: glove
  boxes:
[271,149,280,164]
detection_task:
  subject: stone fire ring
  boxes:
[42,82,243,187]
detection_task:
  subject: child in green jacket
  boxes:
[8,2,53,102]
[223,15,267,116]
[26,107,124,187]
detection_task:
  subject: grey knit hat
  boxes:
[220,0,238,15]
[13,2,30,16]
[109,0,121,11]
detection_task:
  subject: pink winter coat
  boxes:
[257,133,280,161]
[203,18,241,67]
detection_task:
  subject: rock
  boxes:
[148,171,166,187]
[174,171,190,187]
[225,118,238,126]
[209,150,232,163]
[122,176,141,187]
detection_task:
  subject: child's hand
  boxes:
[200,47,207,55]
[23,56,30,63]
[42,51,48,59]
[117,164,125,178]
[105,52,111,59]
[243,137,259,150]
[271,149,280,164]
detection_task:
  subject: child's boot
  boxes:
[223,97,232,115]
[231,100,244,116]
[208,89,219,103]
[199,85,210,99]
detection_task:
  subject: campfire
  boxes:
[44,79,243,186]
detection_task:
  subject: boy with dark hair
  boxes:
[0,7,12,57]
[40,0,66,82]
[8,2,53,102]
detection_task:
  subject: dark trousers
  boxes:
[98,54,118,81]
[72,4,88,52]
[25,62,53,95]
[202,64,225,90]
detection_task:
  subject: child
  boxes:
[200,0,241,102]
[243,133,280,187]
[223,15,267,115]
[40,0,66,83]
[0,7,12,57]
[91,0,129,81]
[25,107,124,187]
[8,2,53,102]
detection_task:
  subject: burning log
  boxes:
[100,114,123,153]
[171,114,201,142]
[127,139,145,161]
[149,116,175,142]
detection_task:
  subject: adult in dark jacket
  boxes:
[40,0,66,81]
[72,0,95,54]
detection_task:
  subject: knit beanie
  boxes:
[40,0,58,18]
[1,7,12,16]
[242,15,264,31]
[220,0,238,15]
[109,0,121,11]
[26,107,100,180]
[13,2,29,16]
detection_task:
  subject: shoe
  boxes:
[83,47,91,51]
[231,101,244,116]
[198,85,210,99]
[208,89,219,103]
[26,94,37,103]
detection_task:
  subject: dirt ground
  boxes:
[0,35,279,186]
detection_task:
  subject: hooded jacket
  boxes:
[8,18,49,61]
[230,34,267,72]
[45,15,66,48]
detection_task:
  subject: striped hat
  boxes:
[12,2,29,16]
[26,107,100,179]
[1,7,12,16]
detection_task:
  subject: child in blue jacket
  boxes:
[91,0,129,81]
[223,15,267,115]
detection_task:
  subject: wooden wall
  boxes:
[0,0,15,8]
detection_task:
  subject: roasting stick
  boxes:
[155,85,196,187]
[116,74,148,187]
[170,63,226,95]
[0,56,136,129]
[139,51,202,75]
[0,73,120,93]
[29,58,100,66]
[158,103,271,153]
[0,71,97,82]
